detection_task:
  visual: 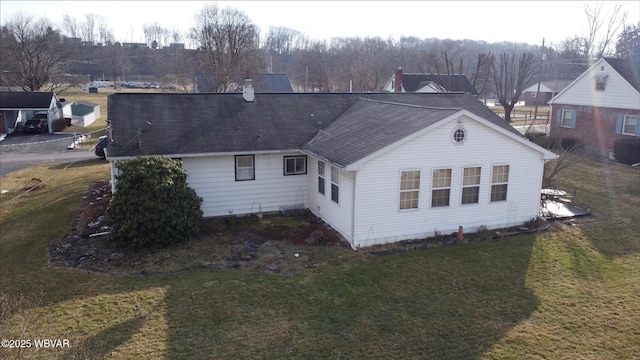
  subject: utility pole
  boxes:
[533,38,545,121]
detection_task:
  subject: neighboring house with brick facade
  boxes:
[523,80,571,106]
[548,58,640,158]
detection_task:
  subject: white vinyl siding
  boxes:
[350,116,545,248]
[184,153,309,217]
[550,59,640,110]
[308,157,354,245]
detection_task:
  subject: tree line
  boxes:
[1,2,637,122]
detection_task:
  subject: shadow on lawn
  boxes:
[161,237,539,359]
[64,315,147,359]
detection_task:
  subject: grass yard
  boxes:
[1,157,639,359]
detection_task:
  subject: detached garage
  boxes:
[0,92,66,134]
[63,101,101,127]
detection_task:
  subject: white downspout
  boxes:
[350,172,357,250]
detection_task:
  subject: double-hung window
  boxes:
[431,168,451,207]
[622,115,638,136]
[399,170,420,210]
[235,155,255,181]
[331,166,340,204]
[284,156,307,175]
[560,110,574,128]
[461,167,481,205]
[490,165,509,202]
[318,161,325,195]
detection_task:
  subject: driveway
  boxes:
[0,132,100,177]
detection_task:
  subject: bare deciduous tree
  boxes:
[615,23,640,57]
[62,14,79,39]
[491,52,538,122]
[190,3,259,92]
[0,12,71,91]
[293,40,331,92]
[561,2,628,59]
[96,15,113,45]
[100,42,129,87]
[264,26,306,55]
[333,36,392,92]
[81,14,96,44]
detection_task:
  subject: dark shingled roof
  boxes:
[605,58,640,92]
[304,100,459,167]
[0,92,57,109]
[400,74,478,95]
[196,73,293,93]
[107,92,520,159]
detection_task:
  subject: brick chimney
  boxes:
[243,78,255,102]
[394,67,403,93]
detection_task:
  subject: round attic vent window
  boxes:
[453,128,466,143]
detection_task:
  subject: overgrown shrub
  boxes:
[525,132,557,149]
[613,138,640,165]
[106,156,203,249]
[560,137,584,152]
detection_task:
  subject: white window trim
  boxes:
[622,115,638,136]
[461,166,481,205]
[330,166,340,204]
[318,161,326,196]
[431,168,452,208]
[490,164,509,202]
[560,110,573,128]
[399,170,421,211]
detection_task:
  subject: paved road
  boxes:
[0,132,102,177]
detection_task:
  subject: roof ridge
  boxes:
[357,97,462,111]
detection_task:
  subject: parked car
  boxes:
[23,119,48,134]
[95,136,109,158]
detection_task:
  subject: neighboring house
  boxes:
[0,92,66,134]
[548,58,640,157]
[63,100,101,127]
[106,84,557,249]
[523,80,572,106]
[195,73,294,93]
[382,68,479,95]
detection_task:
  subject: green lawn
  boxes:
[0,158,638,359]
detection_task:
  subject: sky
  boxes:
[1,1,638,48]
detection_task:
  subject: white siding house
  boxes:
[183,152,309,217]
[305,106,554,248]
[107,91,556,249]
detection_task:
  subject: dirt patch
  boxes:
[48,182,595,276]
[22,177,46,192]
[48,181,352,276]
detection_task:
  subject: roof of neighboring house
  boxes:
[604,57,640,92]
[195,73,294,93]
[107,92,522,159]
[400,74,478,95]
[524,80,572,93]
[0,92,59,109]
